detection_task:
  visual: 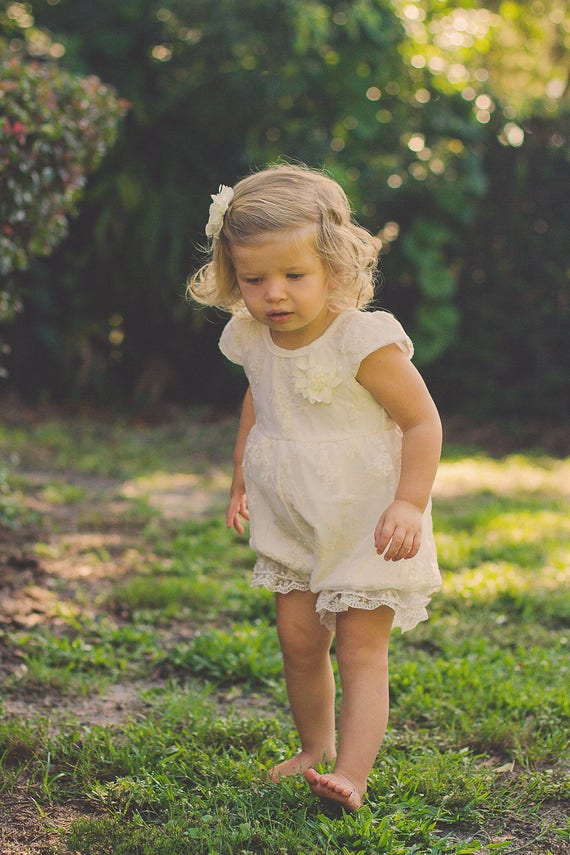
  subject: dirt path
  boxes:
[0,458,235,853]
[0,456,232,709]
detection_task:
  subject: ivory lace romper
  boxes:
[219,309,441,632]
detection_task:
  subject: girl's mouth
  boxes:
[267,311,293,323]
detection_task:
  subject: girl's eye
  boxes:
[287,273,304,280]
[244,277,262,284]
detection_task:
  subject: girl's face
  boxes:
[231,228,336,349]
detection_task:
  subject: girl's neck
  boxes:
[269,308,339,350]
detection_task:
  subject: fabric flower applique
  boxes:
[205,184,234,238]
[292,353,342,404]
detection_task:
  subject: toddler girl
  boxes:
[188,164,442,811]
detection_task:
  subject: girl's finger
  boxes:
[388,528,421,561]
[374,517,392,552]
[383,527,407,560]
[404,533,421,559]
[227,505,241,531]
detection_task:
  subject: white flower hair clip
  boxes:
[205,184,234,239]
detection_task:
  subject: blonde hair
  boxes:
[187,164,379,314]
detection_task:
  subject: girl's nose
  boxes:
[264,278,286,301]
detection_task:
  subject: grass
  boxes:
[0,409,568,854]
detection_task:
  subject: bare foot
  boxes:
[305,768,364,811]
[267,751,333,783]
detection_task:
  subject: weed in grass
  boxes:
[146,518,255,581]
[165,621,283,689]
[32,540,67,560]
[149,517,248,560]
[12,656,108,696]
[79,495,158,530]
[0,411,239,479]
[0,463,39,528]
[63,815,200,855]
[7,620,162,695]
[114,572,225,616]
[389,633,570,764]
[110,518,274,623]
[0,715,46,767]
[384,748,494,818]
[0,716,49,800]
[39,749,68,802]
[112,566,274,625]
[39,481,87,505]
[435,497,569,571]
[90,772,189,818]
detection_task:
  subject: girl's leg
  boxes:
[305,605,393,809]
[269,590,336,781]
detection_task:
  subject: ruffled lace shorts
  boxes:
[252,554,435,633]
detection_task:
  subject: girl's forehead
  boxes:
[230,227,319,268]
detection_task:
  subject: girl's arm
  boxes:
[227,386,256,534]
[356,344,442,562]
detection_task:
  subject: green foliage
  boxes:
[7,620,161,694]
[1,417,569,852]
[0,463,23,527]
[167,622,283,688]
[0,58,126,280]
[112,525,273,623]
[1,0,565,418]
[0,410,238,478]
[0,7,126,395]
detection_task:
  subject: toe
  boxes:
[304,769,363,810]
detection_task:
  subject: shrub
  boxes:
[0,57,127,284]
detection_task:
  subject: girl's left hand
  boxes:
[374,500,423,561]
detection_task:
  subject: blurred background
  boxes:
[1,0,569,429]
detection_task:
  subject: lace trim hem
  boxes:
[251,557,435,633]
[251,557,310,595]
[316,590,431,633]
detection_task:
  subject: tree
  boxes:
[390,0,570,420]
[5,0,485,403]
[3,0,569,419]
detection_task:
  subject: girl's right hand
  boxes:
[226,466,249,534]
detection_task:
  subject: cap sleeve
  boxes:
[218,317,247,365]
[342,310,414,375]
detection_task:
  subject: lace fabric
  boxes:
[221,309,441,633]
[252,556,310,595]
[316,590,431,633]
[252,555,434,633]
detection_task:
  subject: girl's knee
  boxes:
[336,638,389,674]
[277,615,331,665]
[335,607,392,670]
[276,591,332,662]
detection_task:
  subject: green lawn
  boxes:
[0,411,568,854]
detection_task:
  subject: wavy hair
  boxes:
[187,164,379,314]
